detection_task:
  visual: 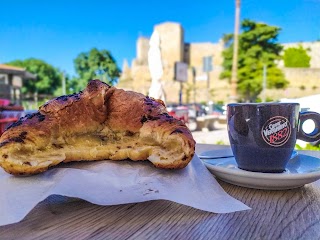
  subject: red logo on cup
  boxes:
[261,116,291,147]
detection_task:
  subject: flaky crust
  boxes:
[0,80,195,175]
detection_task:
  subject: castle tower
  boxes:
[154,22,184,68]
[136,37,149,65]
[121,59,131,79]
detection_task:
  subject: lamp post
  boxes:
[62,71,66,95]
[192,67,196,103]
[262,64,267,102]
[230,0,241,102]
[203,56,213,103]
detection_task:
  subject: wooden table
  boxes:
[1,144,320,239]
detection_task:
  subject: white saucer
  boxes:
[201,150,320,190]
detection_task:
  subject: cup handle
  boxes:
[297,111,320,142]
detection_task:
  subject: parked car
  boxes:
[185,103,207,118]
[205,102,227,123]
[166,104,200,131]
[166,104,189,123]
[0,99,25,135]
[167,103,226,132]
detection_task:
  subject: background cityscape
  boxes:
[119,21,320,103]
[0,1,320,123]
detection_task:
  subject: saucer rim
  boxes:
[201,152,320,181]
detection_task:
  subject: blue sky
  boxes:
[0,0,319,76]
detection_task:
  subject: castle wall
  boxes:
[188,42,224,71]
[263,67,320,100]
[283,67,320,86]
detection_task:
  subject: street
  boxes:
[191,123,230,145]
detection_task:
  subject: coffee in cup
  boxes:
[227,103,320,173]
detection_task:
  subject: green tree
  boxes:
[73,48,121,91]
[283,45,311,68]
[53,73,75,96]
[6,58,62,96]
[220,19,288,102]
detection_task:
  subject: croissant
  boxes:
[0,80,195,175]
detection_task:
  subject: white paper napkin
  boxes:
[0,155,250,226]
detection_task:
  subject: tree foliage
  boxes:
[220,19,288,102]
[73,48,121,91]
[6,58,62,96]
[283,45,311,68]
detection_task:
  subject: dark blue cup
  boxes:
[227,103,320,173]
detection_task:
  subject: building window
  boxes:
[0,74,7,84]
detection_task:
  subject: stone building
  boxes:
[118,21,320,103]
[0,64,36,105]
[118,21,228,103]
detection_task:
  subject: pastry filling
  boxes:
[4,130,185,168]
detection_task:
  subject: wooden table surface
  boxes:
[1,144,320,240]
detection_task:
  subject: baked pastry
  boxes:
[0,80,195,175]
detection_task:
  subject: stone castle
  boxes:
[118,22,320,103]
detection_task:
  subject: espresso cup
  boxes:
[227,103,320,173]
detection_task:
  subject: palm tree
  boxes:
[230,0,241,102]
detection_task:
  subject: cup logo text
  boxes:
[261,116,291,147]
